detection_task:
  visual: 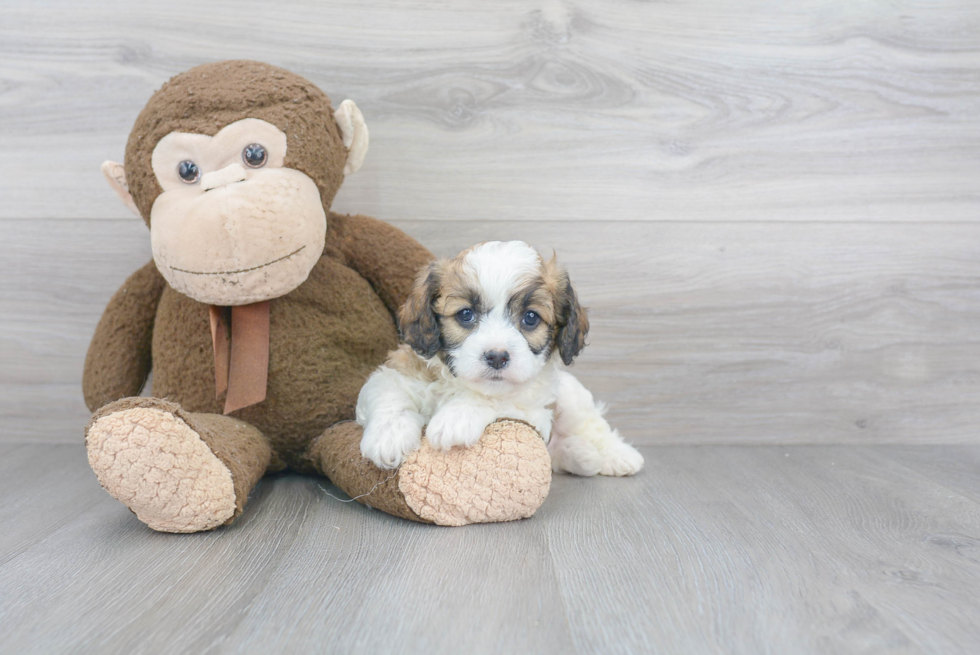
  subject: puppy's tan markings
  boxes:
[506,277,556,356]
[385,344,442,383]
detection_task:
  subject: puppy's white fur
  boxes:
[356,241,643,476]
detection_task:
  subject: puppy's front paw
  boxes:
[360,412,424,469]
[425,406,491,451]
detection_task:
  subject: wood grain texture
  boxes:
[4,218,979,446]
[0,443,978,654]
[1,0,979,222]
[3,4,978,651]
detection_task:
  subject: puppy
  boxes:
[356,240,644,477]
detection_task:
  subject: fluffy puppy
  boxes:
[356,241,644,477]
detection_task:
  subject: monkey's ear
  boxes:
[101,161,141,217]
[557,276,590,365]
[334,99,369,176]
[398,262,442,358]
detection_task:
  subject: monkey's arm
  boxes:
[330,212,434,315]
[83,261,167,412]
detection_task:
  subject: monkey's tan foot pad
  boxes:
[85,399,236,533]
[402,420,553,526]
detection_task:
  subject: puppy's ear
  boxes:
[556,274,589,365]
[398,262,442,358]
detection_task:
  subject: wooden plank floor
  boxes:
[1,443,978,654]
[2,1,979,652]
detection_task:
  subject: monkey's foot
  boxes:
[313,419,553,526]
[86,398,236,533]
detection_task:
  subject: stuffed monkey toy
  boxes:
[84,60,551,531]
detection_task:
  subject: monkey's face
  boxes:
[147,118,326,306]
[102,61,369,305]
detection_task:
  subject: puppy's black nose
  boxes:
[484,350,510,370]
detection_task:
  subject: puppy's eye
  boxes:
[177,160,200,184]
[456,308,475,324]
[242,143,267,168]
[522,310,541,328]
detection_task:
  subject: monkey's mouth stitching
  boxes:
[170,245,306,276]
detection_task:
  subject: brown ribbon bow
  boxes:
[209,302,270,414]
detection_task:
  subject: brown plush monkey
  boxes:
[84,61,550,532]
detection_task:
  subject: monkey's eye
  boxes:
[177,160,200,184]
[522,311,541,328]
[242,143,267,168]
[456,308,475,325]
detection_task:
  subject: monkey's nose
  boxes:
[484,350,510,370]
[201,163,247,191]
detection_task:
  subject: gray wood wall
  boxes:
[2,0,979,445]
